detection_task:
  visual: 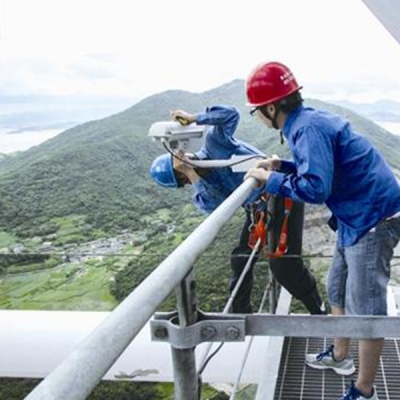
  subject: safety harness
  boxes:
[247,193,294,258]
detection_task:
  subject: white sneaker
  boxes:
[305,345,356,376]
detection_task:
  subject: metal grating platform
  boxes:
[273,337,400,400]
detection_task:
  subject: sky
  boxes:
[1,0,400,105]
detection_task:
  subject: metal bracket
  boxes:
[150,310,246,349]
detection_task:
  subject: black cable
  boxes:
[3,252,398,259]
[198,341,225,376]
[196,271,272,387]
[163,142,265,169]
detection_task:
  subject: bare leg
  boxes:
[332,306,382,396]
[331,306,350,360]
[356,338,383,397]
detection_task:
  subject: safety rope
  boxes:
[203,199,297,398]
[198,238,261,376]
[229,280,271,400]
[198,241,273,400]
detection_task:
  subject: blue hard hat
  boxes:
[150,153,178,188]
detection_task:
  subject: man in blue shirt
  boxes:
[244,61,400,400]
[150,105,325,315]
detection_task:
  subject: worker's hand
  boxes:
[173,150,195,175]
[170,110,196,125]
[256,155,281,171]
[173,150,200,184]
[244,168,273,187]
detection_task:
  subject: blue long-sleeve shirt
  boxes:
[266,105,400,246]
[192,105,265,214]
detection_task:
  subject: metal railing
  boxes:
[24,178,259,400]
[22,175,400,400]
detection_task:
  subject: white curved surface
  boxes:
[0,310,269,383]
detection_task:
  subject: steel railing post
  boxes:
[171,269,199,400]
[267,195,278,313]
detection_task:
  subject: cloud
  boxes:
[69,63,117,80]
[1,0,400,102]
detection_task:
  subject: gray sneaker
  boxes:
[305,345,356,376]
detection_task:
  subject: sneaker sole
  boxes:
[305,361,356,376]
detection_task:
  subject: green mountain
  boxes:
[0,79,399,240]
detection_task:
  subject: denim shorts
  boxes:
[327,216,400,315]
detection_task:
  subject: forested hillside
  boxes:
[1,80,400,313]
[1,79,399,240]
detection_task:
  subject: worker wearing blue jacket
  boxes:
[150,105,325,315]
[245,61,400,400]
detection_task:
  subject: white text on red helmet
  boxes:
[280,71,294,85]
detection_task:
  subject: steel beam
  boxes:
[151,312,246,348]
[361,0,400,45]
[246,314,400,339]
[153,313,400,348]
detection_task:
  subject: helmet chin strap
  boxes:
[260,106,284,144]
[272,105,286,145]
[271,104,281,130]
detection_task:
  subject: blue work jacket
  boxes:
[192,105,264,214]
[266,105,400,246]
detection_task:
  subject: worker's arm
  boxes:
[195,106,240,157]
[195,105,239,132]
[246,126,334,204]
[171,105,242,162]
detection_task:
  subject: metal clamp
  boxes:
[150,311,246,349]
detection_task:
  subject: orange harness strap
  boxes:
[247,210,267,250]
[248,195,294,258]
[269,197,294,258]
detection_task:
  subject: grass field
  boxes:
[0,261,118,310]
[0,230,16,249]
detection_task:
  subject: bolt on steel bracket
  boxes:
[150,310,246,349]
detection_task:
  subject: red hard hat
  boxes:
[246,61,301,107]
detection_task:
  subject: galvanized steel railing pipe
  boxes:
[24,178,259,400]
